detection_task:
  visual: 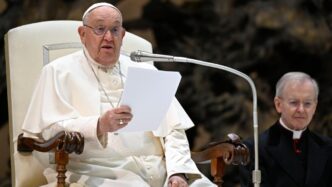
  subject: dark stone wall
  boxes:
[1,0,332,186]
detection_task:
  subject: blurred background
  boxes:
[1,0,332,186]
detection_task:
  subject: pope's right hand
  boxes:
[97,105,133,135]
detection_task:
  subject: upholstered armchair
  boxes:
[5,20,249,187]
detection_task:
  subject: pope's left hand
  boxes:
[168,174,188,187]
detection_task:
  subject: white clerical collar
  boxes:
[279,118,306,139]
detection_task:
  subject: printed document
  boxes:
[118,66,181,132]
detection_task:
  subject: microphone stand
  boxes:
[163,56,261,187]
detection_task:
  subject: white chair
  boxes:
[5,20,248,187]
[5,20,153,187]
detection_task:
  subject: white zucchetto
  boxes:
[82,2,122,21]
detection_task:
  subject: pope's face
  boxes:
[274,80,317,130]
[78,6,125,66]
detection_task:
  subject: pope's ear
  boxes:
[121,27,126,38]
[78,26,86,43]
[119,28,126,46]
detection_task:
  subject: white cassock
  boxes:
[21,49,216,187]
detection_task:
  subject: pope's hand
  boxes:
[97,105,132,135]
[168,174,188,187]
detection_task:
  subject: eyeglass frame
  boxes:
[84,24,124,37]
[276,96,317,110]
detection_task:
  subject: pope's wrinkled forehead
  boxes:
[82,2,122,22]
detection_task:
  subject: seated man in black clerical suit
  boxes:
[240,72,332,187]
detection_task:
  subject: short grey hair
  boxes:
[275,72,319,99]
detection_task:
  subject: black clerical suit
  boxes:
[240,121,332,187]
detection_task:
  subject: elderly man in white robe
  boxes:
[21,2,216,187]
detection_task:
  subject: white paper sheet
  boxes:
[118,67,181,132]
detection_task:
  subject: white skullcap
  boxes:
[82,2,122,21]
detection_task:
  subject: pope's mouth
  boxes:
[101,45,113,49]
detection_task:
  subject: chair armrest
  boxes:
[191,133,249,187]
[18,131,84,154]
[17,131,84,187]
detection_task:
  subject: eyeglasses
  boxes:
[278,97,316,109]
[84,25,123,36]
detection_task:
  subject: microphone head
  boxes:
[130,51,141,62]
[129,50,175,62]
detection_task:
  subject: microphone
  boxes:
[130,50,188,63]
[130,50,172,62]
[130,50,261,187]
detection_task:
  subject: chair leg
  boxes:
[55,150,69,187]
[211,158,225,187]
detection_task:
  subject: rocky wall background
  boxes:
[1,0,332,186]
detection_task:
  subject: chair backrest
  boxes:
[5,20,153,187]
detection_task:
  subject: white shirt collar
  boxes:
[279,118,306,139]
